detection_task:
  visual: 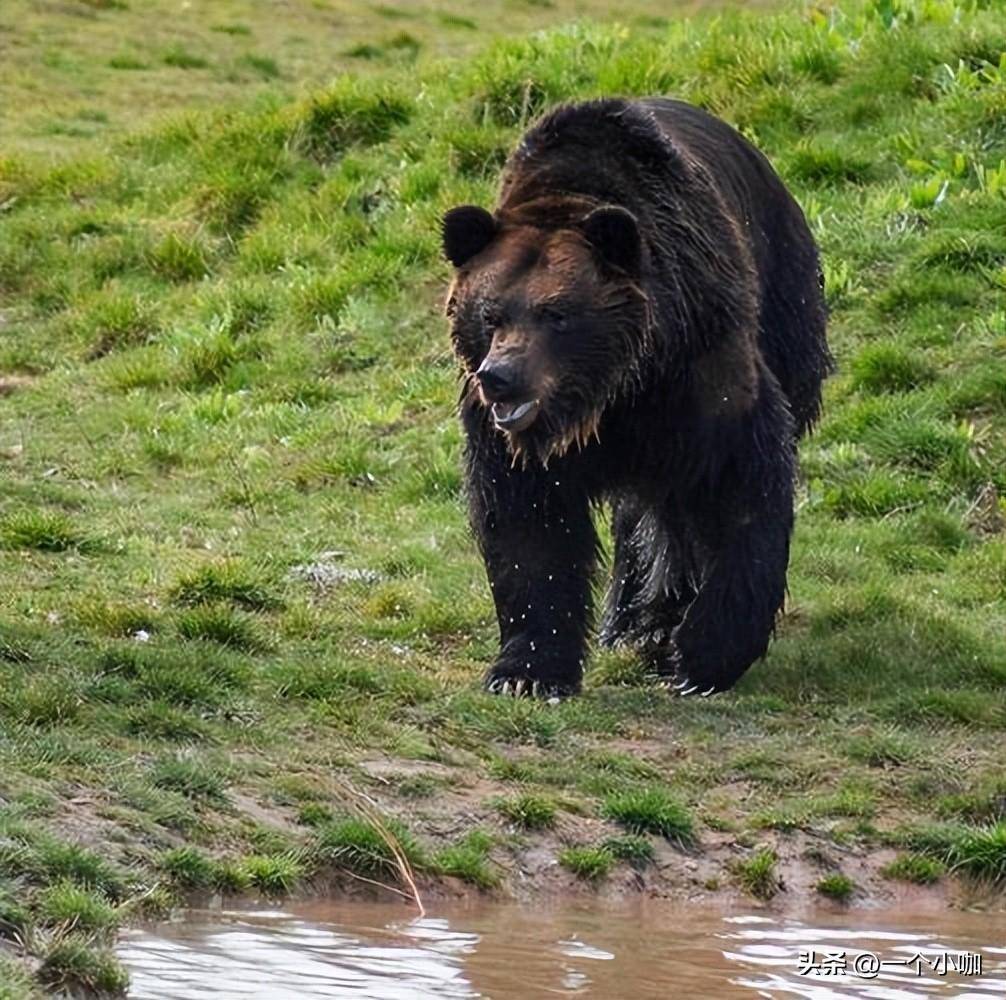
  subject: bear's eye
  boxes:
[538,305,568,333]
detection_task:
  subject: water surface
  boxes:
[119,898,1006,998]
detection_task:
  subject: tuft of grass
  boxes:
[170,561,282,611]
[494,792,557,829]
[122,702,211,743]
[162,45,209,70]
[436,830,499,889]
[150,755,229,804]
[239,54,280,79]
[943,822,1006,881]
[76,291,160,359]
[39,881,119,930]
[734,848,782,900]
[294,81,412,161]
[843,729,922,768]
[602,788,694,845]
[241,853,306,894]
[176,604,270,652]
[601,834,654,867]
[0,511,90,552]
[160,846,216,888]
[881,853,945,884]
[851,344,936,393]
[315,817,426,878]
[36,938,129,995]
[76,599,157,638]
[0,890,31,939]
[39,843,124,898]
[297,803,334,827]
[937,777,1006,824]
[1,677,82,728]
[210,860,253,893]
[0,953,39,998]
[816,873,855,902]
[786,142,872,184]
[146,231,211,282]
[559,845,614,881]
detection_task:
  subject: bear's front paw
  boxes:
[483,655,582,700]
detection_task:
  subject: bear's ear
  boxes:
[442,205,498,268]
[582,205,641,273]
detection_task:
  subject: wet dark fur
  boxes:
[447,98,832,696]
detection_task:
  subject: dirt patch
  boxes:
[0,375,34,396]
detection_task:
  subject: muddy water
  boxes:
[119,899,1006,998]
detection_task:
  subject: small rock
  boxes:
[288,561,382,589]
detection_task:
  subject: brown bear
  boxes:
[442,98,831,698]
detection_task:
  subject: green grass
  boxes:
[899,821,1006,881]
[39,881,119,930]
[150,755,230,803]
[0,956,41,1000]
[602,789,695,844]
[170,560,282,611]
[0,0,692,158]
[881,853,945,884]
[436,830,500,889]
[601,834,655,866]
[0,511,92,552]
[816,873,855,901]
[160,846,217,888]
[2,0,1006,991]
[36,938,129,995]
[734,848,782,900]
[944,822,1006,880]
[559,845,615,881]
[241,853,306,894]
[314,817,427,878]
[494,792,557,829]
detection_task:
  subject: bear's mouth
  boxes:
[491,399,541,433]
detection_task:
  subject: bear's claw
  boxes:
[485,675,566,700]
[663,675,720,697]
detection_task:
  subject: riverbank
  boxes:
[2,0,1005,994]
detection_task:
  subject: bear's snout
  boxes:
[475,358,521,402]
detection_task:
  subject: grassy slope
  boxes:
[2,0,1006,992]
[0,0,738,156]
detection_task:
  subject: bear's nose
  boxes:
[475,359,518,400]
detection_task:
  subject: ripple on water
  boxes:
[118,900,1006,999]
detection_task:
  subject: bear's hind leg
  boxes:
[666,382,796,695]
[599,498,649,648]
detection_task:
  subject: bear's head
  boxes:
[442,203,649,461]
